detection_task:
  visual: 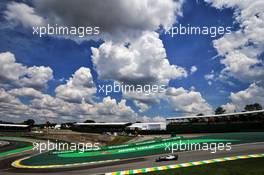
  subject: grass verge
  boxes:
[141,157,264,175]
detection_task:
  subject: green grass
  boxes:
[19,132,264,166]
[0,146,33,157]
[0,139,33,157]
[141,158,264,175]
[21,138,235,166]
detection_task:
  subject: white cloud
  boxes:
[140,116,166,122]
[55,67,96,103]
[4,2,44,27]
[123,91,163,112]
[222,103,236,113]
[223,82,264,111]
[0,51,138,122]
[190,86,196,91]
[0,89,138,122]
[204,70,216,86]
[33,0,183,41]
[92,31,187,86]
[0,52,26,84]
[219,50,264,83]
[205,0,264,83]
[166,87,213,114]
[1,1,223,122]
[4,0,184,41]
[30,94,137,122]
[20,66,54,89]
[92,97,137,122]
[9,87,43,99]
[0,88,32,119]
[2,70,214,122]
[134,101,150,113]
[0,82,137,123]
[92,31,187,111]
[204,70,215,80]
[0,88,21,105]
[0,52,53,90]
[190,66,198,74]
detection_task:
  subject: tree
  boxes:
[23,119,35,126]
[84,120,95,123]
[46,121,51,127]
[244,103,263,111]
[197,113,204,116]
[215,107,225,115]
[253,103,262,110]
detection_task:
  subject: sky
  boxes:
[0,0,263,123]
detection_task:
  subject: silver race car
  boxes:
[156,154,179,162]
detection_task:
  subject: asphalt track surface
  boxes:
[0,139,33,158]
[0,141,9,147]
[1,142,264,175]
[15,132,264,167]
[0,140,21,153]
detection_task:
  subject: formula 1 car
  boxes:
[155,154,179,162]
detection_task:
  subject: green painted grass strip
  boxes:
[0,146,33,157]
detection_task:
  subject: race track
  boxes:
[1,133,264,175]
[1,142,264,175]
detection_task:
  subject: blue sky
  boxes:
[0,0,263,123]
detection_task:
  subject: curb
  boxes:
[105,153,264,175]
[12,157,120,169]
